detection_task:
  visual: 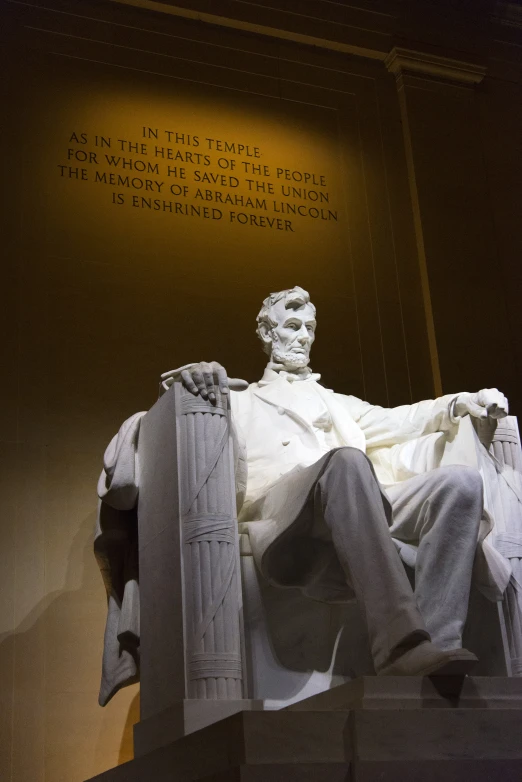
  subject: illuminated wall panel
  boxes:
[0,2,430,780]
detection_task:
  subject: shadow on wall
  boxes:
[118,691,140,765]
[0,512,139,781]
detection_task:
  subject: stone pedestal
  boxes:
[286,673,522,711]
[133,698,263,757]
[86,677,522,781]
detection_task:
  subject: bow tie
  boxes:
[258,366,322,387]
[279,370,322,383]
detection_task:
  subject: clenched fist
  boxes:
[454,388,509,421]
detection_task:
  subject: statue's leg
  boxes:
[314,448,429,671]
[388,466,483,651]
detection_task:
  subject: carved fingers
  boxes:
[456,388,509,420]
[161,363,247,400]
[180,368,200,396]
[215,364,230,395]
[476,388,509,419]
[182,361,229,403]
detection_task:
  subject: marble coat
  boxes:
[231,369,461,497]
[232,371,468,587]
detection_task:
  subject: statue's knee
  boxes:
[328,447,371,477]
[437,465,483,504]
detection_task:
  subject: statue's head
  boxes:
[256,286,316,371]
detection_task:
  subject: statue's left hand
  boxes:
[454,388,509,420]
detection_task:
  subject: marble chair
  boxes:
[128,381,522,751]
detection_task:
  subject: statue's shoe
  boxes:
[378,641,478,677]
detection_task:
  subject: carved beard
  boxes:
[271,345,310,370]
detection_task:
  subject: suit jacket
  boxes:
[230,368,463,593]
[231,368,461,496]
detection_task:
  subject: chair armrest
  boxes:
[472,416,522,473]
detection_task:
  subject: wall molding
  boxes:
[385,47,487,86]
[495,2,522,30]
[108,0,389,61]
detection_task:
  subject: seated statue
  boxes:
[96,285,511,704]
[161,286,508,678]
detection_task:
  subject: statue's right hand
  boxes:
[180,361,230,404]
[160,364,248,400]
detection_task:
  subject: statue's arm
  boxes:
[352,394,458,448]
[350,388,508,449]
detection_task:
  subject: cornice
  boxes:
[107,0,390,61]
[385,47,487,86]
[494,2,522,29]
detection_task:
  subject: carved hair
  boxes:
[256,286,315,355]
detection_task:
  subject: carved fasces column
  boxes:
[177,382,244,699]
[136,378,247,728]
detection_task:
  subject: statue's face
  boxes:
[269,298,316,370]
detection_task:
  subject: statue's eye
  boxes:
[288,323,298,330]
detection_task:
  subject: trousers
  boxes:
[308,448,483,670]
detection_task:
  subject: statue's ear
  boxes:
[257,322,272,348]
